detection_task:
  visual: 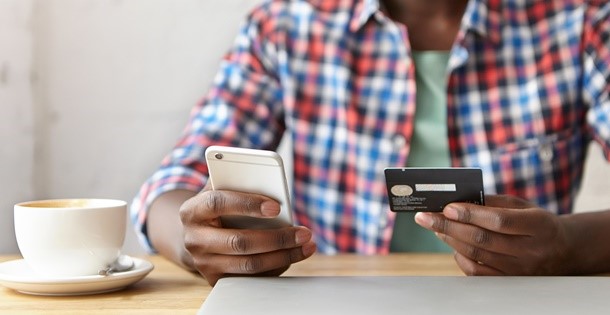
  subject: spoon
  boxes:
[98,255,135,276]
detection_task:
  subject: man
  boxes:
[131,0,610,285]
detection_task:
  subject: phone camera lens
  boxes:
[214,153,224,160]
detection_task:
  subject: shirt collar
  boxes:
[460,0,503,45]
[351,0,503,45]
[306,0,383,32]
[350,0,381,32]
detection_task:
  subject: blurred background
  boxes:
[1,0,262,254]
[1,0,609,255]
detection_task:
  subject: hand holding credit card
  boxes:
[384,168,485,212]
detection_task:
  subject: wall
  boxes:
[575,144,610,212]
[1,0,609,255]
[1,0,35,254]
[1,0,260,254]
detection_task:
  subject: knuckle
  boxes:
[465,245,483,263]
[472,230,491,246]
[461,208,472,223]
[492,214,512,230]
[228,233,249,253]
[205,191,226,216]
[241,256,263,273]
[441,219,450,234]
[276,232,291,248]
[241,197,258,214]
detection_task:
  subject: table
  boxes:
[0,254,461,314]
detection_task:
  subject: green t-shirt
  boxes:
[389,51,453,252]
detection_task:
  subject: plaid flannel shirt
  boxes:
[132,0,610,254]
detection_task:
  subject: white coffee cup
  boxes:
[14,198,127,278]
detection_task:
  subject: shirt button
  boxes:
[539,145,554,162]
[392,135,407,149]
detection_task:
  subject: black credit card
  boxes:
[384,168,485,212]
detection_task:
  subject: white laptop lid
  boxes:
[199,276,610,315]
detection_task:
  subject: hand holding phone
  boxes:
[205,145,293,229]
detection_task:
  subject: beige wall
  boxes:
[1,0,609,255]
[1,0,35,254]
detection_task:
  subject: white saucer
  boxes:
[0,256,154,296]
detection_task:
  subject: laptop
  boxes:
[199,276,610,314]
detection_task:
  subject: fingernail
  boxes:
[414,212,433,228]
[295,228,311,244]
[444,205,459,220]
[301,242,316,256]
[260,201,280,217]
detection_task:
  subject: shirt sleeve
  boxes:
[583,2,610,161]
[129,6,286,252]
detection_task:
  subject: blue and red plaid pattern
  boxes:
[131,0,610,254]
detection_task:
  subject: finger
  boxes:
[423,214,529,256]
[185,226,313,255]
[436,232,521,271]
[484,194,535,209]
[180,190,280,224]
[441,203,544,236]
[195,241,317,285]
[453,252,506,276]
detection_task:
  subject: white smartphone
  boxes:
[204,145,293,229]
